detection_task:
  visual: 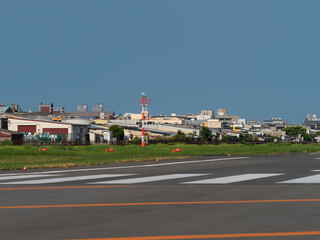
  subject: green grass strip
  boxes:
[0,143,319,170]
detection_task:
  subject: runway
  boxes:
[2,154,320,239]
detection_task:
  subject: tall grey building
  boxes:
[77,105,88,112]
[92,104,103,112]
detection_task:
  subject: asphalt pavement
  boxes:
[2,154,320,240]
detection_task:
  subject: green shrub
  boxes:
[1,140,12,146]
[131,137,141,145]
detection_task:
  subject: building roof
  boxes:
[123,127,175,136]
[66,111,114,116]
[8,117,90,126]
[0,107,13,114]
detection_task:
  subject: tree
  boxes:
[187,131,197,139]
[154,136,163,141]
[109,125,124,140]
[239,134,253,142]
[173,130,187,141]
[200,126,212,141]
[281,126,306,137]
[221,135,233,141]
[282,126,314,142]
[304,134,315,142]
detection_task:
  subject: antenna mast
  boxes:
[139,92,150,147]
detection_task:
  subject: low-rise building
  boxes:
[89,128,113,144]
[39,102,64,114]
[149,116,185,125]
[206,119,229,130]
[124,128,174,140]
[196,110,214,120]
[157,124,200,136]
[262,129,286,138]
[263,117,287,126]
[66,111,114,120]
[7,118,89,142]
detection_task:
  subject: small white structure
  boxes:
[196,110,214,120]
[217,109,228,116]
[89,129,113,144]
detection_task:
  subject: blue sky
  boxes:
[1,0,319,123]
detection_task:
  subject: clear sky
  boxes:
[1,0,319,123]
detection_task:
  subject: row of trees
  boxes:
[108,125,214,142]
[109,125,280,143]
[109,125,320,144]
[281,126,320,142]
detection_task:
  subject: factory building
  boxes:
[7,118,89,142]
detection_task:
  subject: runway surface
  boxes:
[2,154,320,239]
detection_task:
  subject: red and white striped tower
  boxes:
[139,92,150,147]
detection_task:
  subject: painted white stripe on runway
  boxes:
[0,174,134,185]
[0,174,57,181]
[91,174,208,184]
[182,173,283,184]
[0,157,249,176]
[278,174,320,184]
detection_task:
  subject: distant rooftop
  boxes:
[0,106,13,114]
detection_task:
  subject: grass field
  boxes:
[1,143,320,170]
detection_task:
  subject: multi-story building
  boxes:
[92,104,103,112]
[77,105,88,112]
[39,103,64,114]
[305,114,320,129]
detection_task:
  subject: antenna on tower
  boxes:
[139,92,151,147]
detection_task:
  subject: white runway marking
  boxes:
[91,174,208,184]
[0,174,57,181]
[278,174,320,184]
[0,157,249,176]
[0,174,134,185]
[182,173,283,184]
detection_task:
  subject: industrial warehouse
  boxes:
[7,118,89,143]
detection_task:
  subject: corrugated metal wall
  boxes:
[18,125,36,133]
[43,128,68,134]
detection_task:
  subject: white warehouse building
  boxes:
[7,118,89,142]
